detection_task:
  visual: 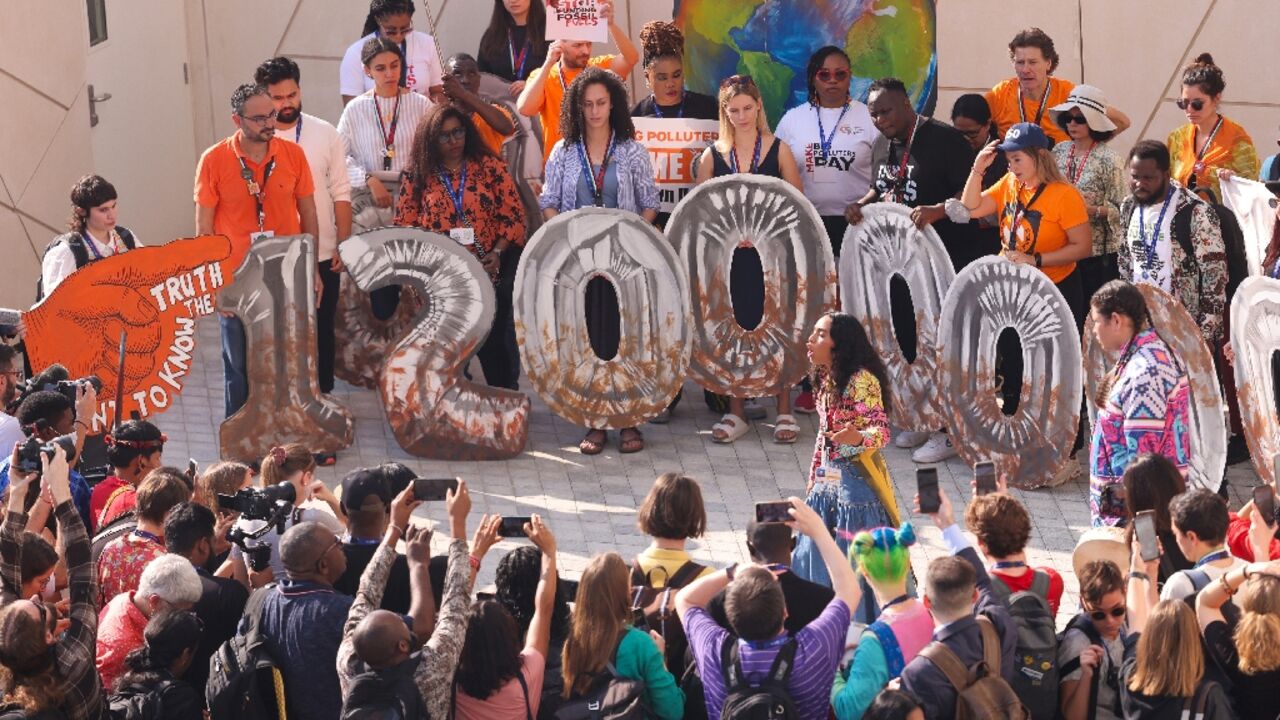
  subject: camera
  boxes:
[16,434,77,474]
[54,377,102,407]
[217,481,297,521]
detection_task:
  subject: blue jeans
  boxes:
[221,315,248,417]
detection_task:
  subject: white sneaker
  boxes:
[894,430,931,449]
[744,398,767,420]
[912,432,958,463]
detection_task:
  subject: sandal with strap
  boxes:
[711,414,749,443]
[619,427,645,453]
[773,414,800,444]
[579,429,607,455]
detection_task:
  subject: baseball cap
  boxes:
[997,122,1051,153]
[339,468,393,513]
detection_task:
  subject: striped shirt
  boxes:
[684,600,850,720]
[337,90,435,189]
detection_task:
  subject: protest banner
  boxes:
[633,117,718,215]
[24,235,239,432]
[545,0,608,42]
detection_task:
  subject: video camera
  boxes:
[217,482,298,572]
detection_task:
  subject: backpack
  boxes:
[717,636,798,720]
[1057,614,1121,720]
[554,660,648,720]
[1172,200,1250,307]
[107,679,175,720]
[630,559,706,676]
[343,654,426,720]
[920,615,1029,720]
[989,572,1059,720]
[92,512,137,567]
[1181,680,1219,720]
[0,703,67,720]
[35,228,137,301]
[206,585,286,720]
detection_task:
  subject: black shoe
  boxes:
[1226,435,1250,466]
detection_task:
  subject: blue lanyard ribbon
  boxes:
[1138,186,1175,274]
[652,92,684,119]
[81,232,106,260]
[992,560,1027,570]
[132,528,163,546]
[730,134,763,174]
[438,162,468,225]
[509,30,531,79]
[740,634,791,651]
[295,113,303,143]
[1271,258,1280,279]
[1195,549,1230,568]
[816,102,850,159]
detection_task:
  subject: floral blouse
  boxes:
[810,368,889,482]
[96,531,165,608]
[394,153,528,257]
[1052,140,1126,257]
[1089,328,1191,525]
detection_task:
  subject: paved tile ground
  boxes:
[165,316,1260,626]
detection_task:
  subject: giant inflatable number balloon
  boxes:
[1231,277,1280,487]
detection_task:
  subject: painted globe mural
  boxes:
[675,0,937,126]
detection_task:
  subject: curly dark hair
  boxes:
[1182,52,1225,96]
[821,312,892,415]
[455,600,522,700]
[405,104,496,184]
[105,419,164,470]
[68,174,118,233]
[965,493,1031,557]
[494,545,571,640]
[805,46,851,105]
[559,66,635,145]
[640,20,684,68]
[361,0,415,36]
[1008,27,1060,73]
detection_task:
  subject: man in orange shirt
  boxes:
[986,28,1129,144]
[443,53,517,155]
[516,0,638,164]
[194,82,318,417]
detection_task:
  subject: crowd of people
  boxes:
[16,0,1280,718]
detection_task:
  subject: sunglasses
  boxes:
[1087,605,1127,621]
[720,74,755,88]
[816,69,850,83]
[1063,114,1088,125]
[1176,98,1206,112]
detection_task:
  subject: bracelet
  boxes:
[391,524,407,537]
[1127,571,1150,582]
[468,554,481,571]
[1219,574,1237,596]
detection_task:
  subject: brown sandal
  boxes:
[619,427,645,453]
[579,429,607,455]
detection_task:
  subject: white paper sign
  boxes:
[633,117,719,214]
[546,0,609,42]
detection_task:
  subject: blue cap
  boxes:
[997,122,1051,153]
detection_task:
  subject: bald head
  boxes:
[280,521,343,582]
[353,610,411,668]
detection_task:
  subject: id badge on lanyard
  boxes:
[815,427,839,484]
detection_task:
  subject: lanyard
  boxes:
[342,535,380,546]
[1066,141,1094,184]
[1191,115,1225,176]
[577,133,615,207]
[730,133,763,174]
[509,29,531,79]
[1271,258,1280,279]
[652,93,684,119]
[80,231,112,260]
[438,162,469,225]
[740,634,791,651]
[556,60,569,94]
[992,560,1027,570]
[236,153,276,232]
[881,593,913,612]
[373,92,403,171]
[1195,549,1231,568]
[1138,186,1175,274]
[1018,80,1052,126]
[132,528,163,547]
[816,102,851,159]
[1005,183,1047,251]
[294,113,303,143]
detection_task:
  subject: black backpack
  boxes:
[0,703,67,720]
[555,648,648,720]
[35,228,137,301]
[107,679,176,720]
[1172,200,1250,307]
[717,636,798,720]
[990,572,1059,720]
[343,655,427,720]
[206,585,285,720]
[630,559,706,677]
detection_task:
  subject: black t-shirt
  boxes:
[630,91,720,121]
[704,569,835,634]
[1119,632,1236,720]
[477,24,550,81]
[190,567,249,703]
[336,542,412,614]
[1203,620,1280,720]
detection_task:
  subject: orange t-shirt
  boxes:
[982,173,1088,283]
[526,55,621,161]
[194,134,315,255]
[986,76,1075,145]
[1166,117,1260,201]
[474,104,517,156]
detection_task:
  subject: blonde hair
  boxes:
[1030,147,1067,186]
[562,553,630,697]
[1127,600,1203,698]
[1235,574,1280,674]
[715,78,769,153]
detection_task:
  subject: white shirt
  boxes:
[1161,553,1246,601]
[229,504,343,580]
[0,413,23,454]
[280,113,352,261]
[40,228,143,298]
[339,31,443,99]
[775,100,877,215]
[337,90,435,189]
[1126,192,1178,292]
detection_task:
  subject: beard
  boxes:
[277,106,301,124]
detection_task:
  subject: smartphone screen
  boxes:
[974,461,997,496]
[412,477,458,502]
[917,468,940,514]
[1253,485,1277,529]
[754,501,792,524]
[1134,510,1160,562]
[498,516,532,538]
[186,459,198,480]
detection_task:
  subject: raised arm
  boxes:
[524,515,558,658]
[675,565,731,619]
[600,2,638,78]
[789,497,862,610]
[962,141,1001,218]
[517,43,562,117]
[1126,537,1160,634]
[415,482,475,720]
[1,446,33,595]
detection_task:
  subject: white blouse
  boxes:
[337,90,435,188]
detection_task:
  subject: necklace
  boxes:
[1066,141,1094,184]
[1018,79,1052,126]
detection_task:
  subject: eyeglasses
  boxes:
[0,369,22,380]
[1175,98,1206,111]
[1087,605,1127,622]
[720,74,755,88]
[437,127,467,143]
[379,23,413,39]
[816,69,850,83]
[240,109,279,125]
[1063,114,1088,125]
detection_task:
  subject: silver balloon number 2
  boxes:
[340,228,530,460]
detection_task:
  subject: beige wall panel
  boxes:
[278,1,367,58]
[290,58,346,131]
[0,206,42,308]
[17,92,93,239]
[0,0,87,108]
[0,75,69,199]
[201,0,301,138]
[936,1,1082,92]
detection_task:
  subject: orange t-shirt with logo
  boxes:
[194,135,314,255]
[526,55,622,162]
[982,173,1088,283]
[986,76,1075,145]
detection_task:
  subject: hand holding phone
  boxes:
[498,516,532,538]
[755,501,793,524]
[1134,510,1160,562]
[1253,485,1277,529]
[973,462,997,496]
[916,468,940,515]
[412,477,459,502]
